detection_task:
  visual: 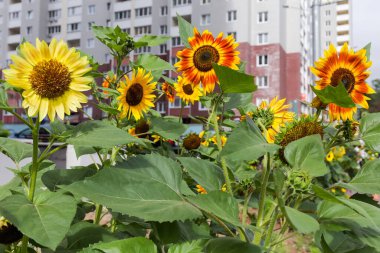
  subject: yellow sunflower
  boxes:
[117,68,156,120]
[311,43,374,121]
[3,38,92,121]
[252,97,295,143]
[174,76,202,105]
[175,27,240,93]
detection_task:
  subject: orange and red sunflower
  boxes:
[311,43,375,121]
[175,28,240,93]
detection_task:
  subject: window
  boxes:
[160,25,167,34]
[326,10,331,15]
[201,14,211,26]
[257,33,268,44]
[48,25,61,34]
[326,30,331,36]
[161,5,168,16]
[83,106,93,118]
[135,7,152,17]
[107,2,111,10]
[258,11,268,23]
[256,76,268,88]
[122,28,131,34]
[169,97,181,108]
[68,6,81,16]
[227,10,237,21]
[134,25,151,35]
[173,0,192,6]
[88,5,95,15]
[172,36,182,46]
[88,22,94,30]
[87,38,95,48]
[156,101,166,113]
[48,9,61,19]
[257,55,268,66]
[326,20,331,26]
[134,46,151,54]
[106,19,111,26]
[67,23,80,32]
[201,0,211,5]
[227,31,237,40]
[256,98,269,106]
[160,44,167,54]
[26,26,32,34]
[198,102,208,111]
[115,10,131,20]
[27,10,33,19]
[171,56,178,65]
[105,53,111,63]
[8,12,20,20]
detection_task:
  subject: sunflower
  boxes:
[183,133,201,150]
[102,74,116,95]
[162,82,175,103]
[174,76,202,105]
[252,97,295,143]
[3,38,92,122]
[117,68,156,120]
[175,27,240,93]
[311,43,374,121]
[196,184,207,194]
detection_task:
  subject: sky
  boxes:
[352,0,380,82]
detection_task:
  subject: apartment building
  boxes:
[299,0,352,114]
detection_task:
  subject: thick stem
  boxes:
[253,153,271,244]
[94,204,103,225]
[28,119,40,201]
[264,208,279,248]
[20,236,29,253]
[5,108,33,129]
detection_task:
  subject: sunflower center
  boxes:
[330,68,355,93]
[193,45,220,72]
[183,84,194,95]
[29,59,71,99]
[126,83,144,106]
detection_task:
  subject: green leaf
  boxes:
[96,102,120,115]
[204,238,262,253]
[0,192,76,250]
[310,83,355,108]
[134,54,175,72]
[188,191,241,227]
[91,237,157,253]
[337,159,380,194]
[213,64,256,94]
[363,43,371,60]
[224,93,253,111]
[67,120,145,149]
[65,221,118,250]
[285,206,320,234]
[177,14,194,48]
[0,85,10,108]
[177,157,224,192]
[168,240,207,253]
[0,137,33,163]
[150,117,188,140]
[360,112,380,152]
[284,135,328,177]
[65,154,201,222]
[73,146,96,159]
[221,119,280,162]
[41,165,97,191]
[135,35,171,47]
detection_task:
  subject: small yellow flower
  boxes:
[199,131,209,146]
[151,134,161,143]
[331,188,336,193]
[128,127,136,136]
[211,135,227,147]
[326,151,334,162]
[196,184,207,194]
[332,146,346,159]
[341,188,347,193]
[221,184,227,192]
[0,217,9,228]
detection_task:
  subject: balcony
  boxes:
[7,34,21,45]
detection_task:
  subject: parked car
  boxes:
[14,125,51,142]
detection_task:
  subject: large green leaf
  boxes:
[177,14,194,48]
[0,192,76,250]
[360,112,380,152]
[65,221,118,250]
[91,237,157,253]
[168,240,207,253]
[337,160,380,194]
[66,154,201,222]
[0,137,33,163]
[204,238,262,253]
[41,165,97,191]
[221,119,279,162]
[213,64,256,94]
[134,54,175,72]
[311,83,355,108]
[224,93,253,111]
[135,35,171,47]
[67,120,145,148]
[150,117,188,140]
[178,157,224,192]
[284,135,328,177]
[285,206,319,234]
[188,191,241,227]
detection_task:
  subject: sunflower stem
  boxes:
[5,108,33,129]
[253,152,271,245]
[20,235,29,253]
[264,207,279,248]
[94,204,103,225]
[179,102,184,123]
